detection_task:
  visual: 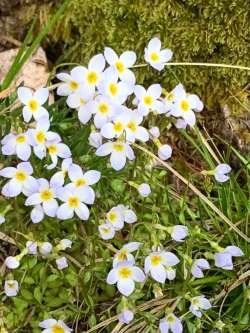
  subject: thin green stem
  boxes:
[133,62,250,71]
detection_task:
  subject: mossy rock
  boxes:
[2,0,250,148]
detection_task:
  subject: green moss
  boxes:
[45,0,249,108]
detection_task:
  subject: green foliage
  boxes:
[0,91,250,332]
[48,0,250,108]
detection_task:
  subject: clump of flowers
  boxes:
[0,36,246,333]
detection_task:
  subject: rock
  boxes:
[0,47,50,92]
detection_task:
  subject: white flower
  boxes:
[86,95,115,128]
[138,183,151,197]
[74,91,96,125]
[158,144,172,161]
[164,84,184,113]
[4,280,19,297]
[25,178,60,219]
[106,206,124,230]
[65,85,94,112]
[88,95,115,129]
[144,37,173,71]
[159,313,183,333]
[134,84,164,116]
[46,137,71,170]
[88,131,103,148]
[169,225,188,242]
[5,256,20,269]
[118,309,134,324]
[191,259,210,278]
[17,87,49,122]
[56,67,85,96]
[149,126,160,138]
[104,47,136,83]
[189,295,211,317]
[0,162,37,198]
[39,319,72,333]
[56,186,92,220]
[0,214,5,225]
[98,67,134,105]
[98,223,115,240]
[56,257,68,270]
[113,242,141,267]
[214,164,231,183]
[26,241,38,254]
[1,132,32,161]
[123,110,149,143]
[116,205,137,224]
[39,242,53,256]
[68,164,101,190]
[144,251,179,283]
[96,141,135,171]
[50,158,73,187]
[214,246,243,270]
[57,239,72,251]
[100,112,128,140]
[171,85,203,126]
[28,117,59,159]
[107,261,145,296]
[65,55,105,94]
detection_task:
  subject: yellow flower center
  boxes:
[112,143,124,152]
[166,314,175,323]
[166,92,174,102]
[118,267,133,279]
[151,255,162,266]
[48,144,58,155]
[68,196,80,208]
[98,103,109,114]
[16,135,26,143]
[180,100,190,112]
[75,178,86,187]
[36,131,45,144]
[127,121,137,133]
[113,122,124,133]
[117,250,128,261]
[192,298,200,306]
[87,71,98,85]
[7,282,16,289]
[107,211,117,222]
[109,83,118,96]
[80,98,86,106]
[52,324,65,333]
[115,61,125,73]
[102,227,111,234]
[15,170,27,182]
[144,95,153,106]
[150,52,159,62]
[40,189,53,201]
[69,80,79,91]
[28,99,39,112]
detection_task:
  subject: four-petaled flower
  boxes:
[107,261,145,296]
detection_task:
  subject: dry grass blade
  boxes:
[0,231,16,245]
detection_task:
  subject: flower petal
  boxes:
[117,279,135,296]
[17,87,32,104]
[75,202,90,220]
[34,88,49,105]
